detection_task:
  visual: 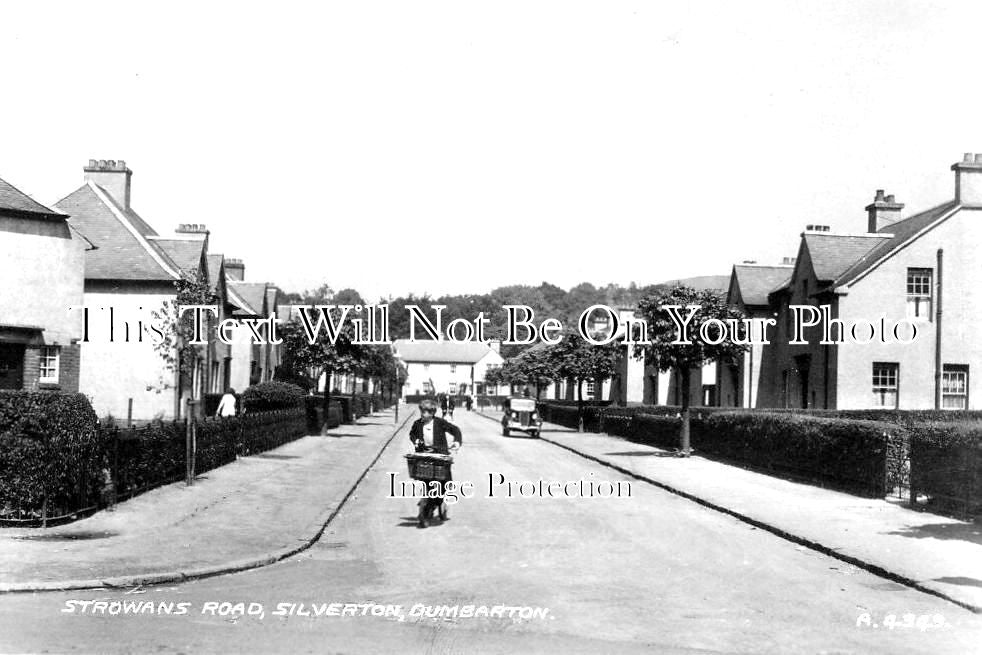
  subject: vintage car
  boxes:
[501,397,542,438]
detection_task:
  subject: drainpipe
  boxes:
[934,249,943,410]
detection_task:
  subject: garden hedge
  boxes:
[240,381,306,413]
[0,391,105,523]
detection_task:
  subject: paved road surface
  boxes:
[1,411,980,654]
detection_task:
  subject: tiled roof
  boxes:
[732,265,792,307]
[151,239,206,276]
[55,183,179,281]
[207,254,225,294]
[228,281,268,316]
[0,176,65,218]
[833,201,959,288]
[393,339,496,364]
[804,233,890,282]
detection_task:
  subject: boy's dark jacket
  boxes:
[409,417,462,454]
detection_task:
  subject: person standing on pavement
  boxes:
[409,398,462,528]
[447,395,456,420]
[216,387,237,417]
[439,394,448,418]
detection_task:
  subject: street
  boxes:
[1,410,980,654]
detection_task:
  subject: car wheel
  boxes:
[503,427,510,437]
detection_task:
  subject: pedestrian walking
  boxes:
[216,387,237,417]
[448,395,456,420]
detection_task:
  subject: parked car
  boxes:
[501,397,542,438]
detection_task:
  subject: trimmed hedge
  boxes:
[241,381,306,413]
[0,391,105,523]
[909,421,982,515]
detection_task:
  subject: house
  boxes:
[755,154,982,409]
[54,159,212,420]
[0,175,89,392]
[393,339,504,398]
[718,261,793,407]
[224,260,280,392]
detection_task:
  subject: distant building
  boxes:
[0,175,89,392]
[393,339,503,398]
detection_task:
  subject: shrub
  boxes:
[909,420,982,515]
[240,381,306,413]
[0,391,106,519]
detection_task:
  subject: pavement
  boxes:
[0,407,414,593]
[473,409,982,614]
[2,403,981,617]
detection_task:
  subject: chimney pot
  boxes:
[964,153,973,163]
[87,159,97,168]
[974,154,982,164]
[885,194,895,203]
[875,189,885,201]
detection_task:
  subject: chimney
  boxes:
[865,189,904,233]
[225,258,245,281]
[804,224,831,233]
[952,152,982,207]
[781,257,796,266]
[84,159,132,210]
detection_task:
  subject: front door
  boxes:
[0,343,25,389]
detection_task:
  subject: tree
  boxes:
[633,285,748,456]
[280,310,363,433]
[543,330,621,431]
[502,347,555,400]
[150,273,219,415]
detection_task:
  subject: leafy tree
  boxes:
[279,310,363,433]
[633,286,748,456]
[543,330,621,430]
[501,347,555,400]
[150,273,219,402]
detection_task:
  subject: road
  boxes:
[1,410,980,654]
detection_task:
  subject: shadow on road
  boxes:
[931,576,982,588]
[887,522,982,545]
[604,450,680,458]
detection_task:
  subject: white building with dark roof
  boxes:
[393,339,504,398]
[55,160,213,420]
[0,174,89,392]
[752,154,982,409]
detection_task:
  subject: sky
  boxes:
[2,0,981,301]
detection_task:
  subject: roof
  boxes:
[207,254,225,294]
[731,265,792,307]
[803,233,890,282]
[833,201,959,288]
[393,339,497,364]
[55,182,180,281]
[151,239,207,275]
[0,176,65,218]
[227,281,268,316]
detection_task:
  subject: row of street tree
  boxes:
[485,286,748,453]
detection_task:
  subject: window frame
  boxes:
[941,364,969,410]
[872,362,899,409]
[906,268,933,321]
[39,346,60,384]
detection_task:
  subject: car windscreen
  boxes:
[509,399,536,412]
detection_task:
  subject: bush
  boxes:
[0,391,106,520]
[240,381,306,413]
[909,420,982,515]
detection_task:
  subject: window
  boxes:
[449,383,457,394]
[487,384,497,395]
[39,346,59,383]
[423,363,429,370]
[942,365,969,410]
[872,363,899,408]
[906,268,932,320]
[586,380,596,397]
[450,364,456,373]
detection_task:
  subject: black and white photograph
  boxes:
[2,1,982,653]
